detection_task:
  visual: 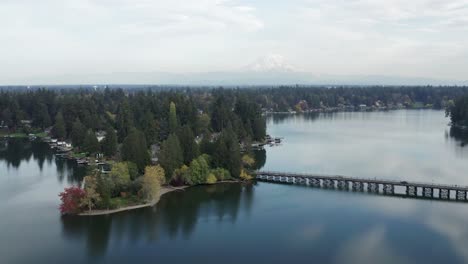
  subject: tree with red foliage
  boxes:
[59,186,85,215]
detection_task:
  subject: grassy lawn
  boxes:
[70,152,88,159]
[34,132,48,138]
[110,196,142,209]
[7,133,28,138]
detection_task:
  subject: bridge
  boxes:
[255,171,468,202]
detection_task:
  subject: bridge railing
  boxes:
[255,170,468,190]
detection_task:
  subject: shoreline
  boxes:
[78,186,189,216]
[78,180,241,216]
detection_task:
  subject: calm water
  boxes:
[2,110,468,264]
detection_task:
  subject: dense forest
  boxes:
[2,85,468,213]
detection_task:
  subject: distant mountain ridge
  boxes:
[6,71,467,86]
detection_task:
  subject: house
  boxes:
[95,130,107,142]
[150,144,160,164]
[0,120,7,129]
[20,120,32,128]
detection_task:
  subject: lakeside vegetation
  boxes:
[1,88,265,214]
[2,86,468,214]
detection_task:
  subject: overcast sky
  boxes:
[1,0,468,84]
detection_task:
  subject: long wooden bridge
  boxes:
[255,171,468,201]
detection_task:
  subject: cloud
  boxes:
[1,0,468,84]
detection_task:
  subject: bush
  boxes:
[240,169,253,181]
[171,165,191,186]
[206,173,217,184]
[211,168,231,181]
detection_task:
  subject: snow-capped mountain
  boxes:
[244,54,297,72]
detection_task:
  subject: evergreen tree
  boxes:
[214,126,241,178]
[121,128,150,172]
[142,111,159,146]
[71,118,86,147]
[34,103,51,129]
[83,129,100,154]
[101,126,117,157]
[169,101,178,133]
[159,133,183,180]
[116,100,133,142]
[177,125,199,164]
[53,111,66,139]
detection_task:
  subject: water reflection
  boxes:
[0,139,85,184]
[60,183,254,257]
[448,126,468,146]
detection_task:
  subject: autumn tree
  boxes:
[169,101,178,134]
[141,165,165,202]
[58,186,85,215]
[80,175,101,212]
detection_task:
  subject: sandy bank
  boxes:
[78,186,189,216]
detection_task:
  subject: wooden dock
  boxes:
[255,171,468,201]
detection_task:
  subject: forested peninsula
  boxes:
[1,85,468,214]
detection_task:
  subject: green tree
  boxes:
[159,133,183,180]
[101,126,117,157]
[71,118,86,147]
[116,100,133,142]
[189,155,210,184]
[196,113,211,135]
[96,174,112,209]
[109,162,131,194]
[177,125,199,164]
[169,101,178,133]
[140,165,165,202]
[34,103,51,129]
[142,111,159,146]
[211,168,231,181]
[214,126,241,178]
[121,128,150,172]
[83,129,100,154]
[53,111,66,139]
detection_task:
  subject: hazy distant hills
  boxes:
[10,71,467,86]
[3,55,468,86]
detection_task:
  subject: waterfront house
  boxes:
[96,130,107,142]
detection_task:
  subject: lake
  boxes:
[2,110,468,264]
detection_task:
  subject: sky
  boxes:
[1,0,468,84]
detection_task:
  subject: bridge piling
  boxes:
[255,171,468,203]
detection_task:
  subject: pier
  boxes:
[255,171,468,202]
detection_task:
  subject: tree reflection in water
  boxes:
[60,183,255,257]
[448,126,468,146]
[0,139,85,184]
